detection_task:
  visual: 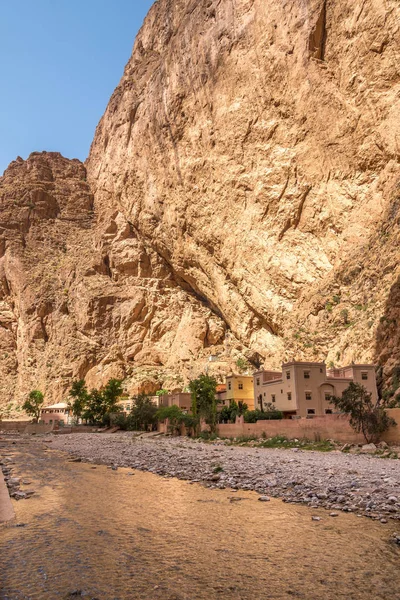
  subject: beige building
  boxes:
[40,403,71,425]
[159,393,192,412]
[253,362,378,418]
[226,374,255,410]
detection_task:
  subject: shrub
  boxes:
[244,409,283,423]
[330,382,396,443]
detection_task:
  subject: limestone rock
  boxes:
[2,0,400,410]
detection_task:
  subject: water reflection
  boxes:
[0,442,399,599]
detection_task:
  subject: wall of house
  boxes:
[0,421,30,432]
[217,409,400,444]
[226,375,255,409]
[40,410,70,425]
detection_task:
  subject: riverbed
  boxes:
[1,436,400,599]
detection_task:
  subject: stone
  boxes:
[2,0,400,412]
[312,516,322,521]
[361,444,377,453]
[329,512,339,517]
[258,496,271,502]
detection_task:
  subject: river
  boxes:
[1,439,399,599]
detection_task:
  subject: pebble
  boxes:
[258,496,270,502]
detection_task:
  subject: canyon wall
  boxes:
[1,0,400,410]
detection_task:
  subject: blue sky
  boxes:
[0,0,154,175]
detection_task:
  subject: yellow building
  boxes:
[225,375,255,410]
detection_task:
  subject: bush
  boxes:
[244,409,283,423]
[330,382,396,443]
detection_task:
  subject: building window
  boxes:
[305,392,312,401]
[271,395,276,403]
[307,409,316,415]
[320,368,323,373]
[256,378,260,386]
[361,372,368,380]
[325,409,333,414]
[238,383,243,390]
[324,393,331,401]
[263,392,266,397]
[228,382,231,390]
[286,371,291,380]
[287,392,292,401]
[304,371,310,379]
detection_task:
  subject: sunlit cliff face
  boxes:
[1,0,400,410]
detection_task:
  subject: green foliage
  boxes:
[325,301,333,312]
[69,380,89,419]
[156,405,193,435]
[156,389,169,397]
[218,400,248,424]
[235,357,250,372]
[243,409,283,423]
[189,374,218,433]
[330,382,396,443]
[22,390,44,422]
[332,295,341,305]
[75,378,124,426]
[129,393,158,431]
[340,309,349,324]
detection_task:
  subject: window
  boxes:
[287,392,292,401]
[305,392,312,401]
[304,371,310,379]
[325,409,333,414]
[307,409,316,415]
[324,393,331,401]
[320,368,323,373]
[256,378,260,386]
[271,395,276,403]
[238,383,244,390]
[286,371,291,380]
[361,372,368,381]
[263,392,266,397]
[228,382,231,390]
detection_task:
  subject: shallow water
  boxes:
[1,440,399,600]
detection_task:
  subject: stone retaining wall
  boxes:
[0,421,30,432]
[217,409,400,444]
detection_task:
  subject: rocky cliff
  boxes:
[1,0,400,411]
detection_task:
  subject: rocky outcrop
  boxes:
[0,152,237,414]
[1,0,400,411]
[87,0,400,375]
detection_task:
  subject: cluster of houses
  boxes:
[39,361,378,426]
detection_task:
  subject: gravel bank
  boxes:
[47,433,400,522]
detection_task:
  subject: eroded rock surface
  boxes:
[1,0,400,410]
[87,0,400,374]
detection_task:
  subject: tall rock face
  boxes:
[0,152,232,413]
[2,0,400,411]
[87,0,400,373]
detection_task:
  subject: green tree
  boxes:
[22,390,44,423]
[189,374,218,433]
[330,382,396,444]
[68,379,89,421]
[81,379,124,426]
[129,393,158,431]
[82,389,105,425]
[102,379,124,413]
[156,405,188,435]
[156,389,169,397]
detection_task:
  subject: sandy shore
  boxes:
[43,432,400,522]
